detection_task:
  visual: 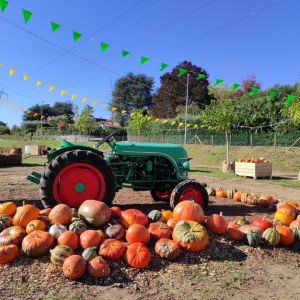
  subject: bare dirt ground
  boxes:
[0,162,300,300]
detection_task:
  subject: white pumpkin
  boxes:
[49,223,67,239]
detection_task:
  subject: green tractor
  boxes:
[26,132,208,210]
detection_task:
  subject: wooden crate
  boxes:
[30,145,46,156]
[235,162,272,179]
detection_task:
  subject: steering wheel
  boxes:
[96,131,116,147]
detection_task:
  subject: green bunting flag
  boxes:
[100,42,109,52]
[213,79,224,86]
[158,63,168,71]
[22,9,32,24]
[178,69,187,77]
[121,50,130,58]
[267,91,277,100]
[196,74,206,80]
[285,95,295,105]
[0,0,8,13]
[73,31,82,43]
[140,56,149,66]
[248,88,260,95]
[51,22,60,32]
[229,83,241,92]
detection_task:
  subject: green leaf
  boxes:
[73,31,82,43]
[51,22,60,32]
[0,0,8,13]
[100,42,109,52]
[22,9,32,24]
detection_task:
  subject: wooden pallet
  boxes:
[235,162,272,180]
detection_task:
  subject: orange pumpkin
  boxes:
[10,148,19,154]
[286,201,299,208]
[233,192,242,201]
[39,208,51,217]
[0,202,17,216]
[227,228,244,241]
[277,203,297,216]
[227,221,240,230]
[88,257,110,278]
[238,225,263,238]
[79,230,101,250]
[110,206,122,219]
[289,220,300,229]
[120,209,148,229]
[49,204,73,226]
[215,190,227,198]
[124,242,151,269]
[205,212,228,235]
[276,225,294,245]
[148,222,172,241]
[0,226,26,246]
[0,244,19,264]
[155,238,181,261]
[126,224,150,245]
[99,239,125,261]
[63,255,86,279]
[57,231,79,251]
[258,195,272,208]
[275,211,295,226]
[173,200,204,224]
[26,220,46,234]
[167,219,177,230]
[13,204,39,228]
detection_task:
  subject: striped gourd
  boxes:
[206,187,215,197]
[226,187,236,199]
[215,186,222,191]
[82,247,97,262]
[262,227,280,246]
[50,245,74,266]
[244,231,261,248]
[241,192,248,203]
[290,222,300,242]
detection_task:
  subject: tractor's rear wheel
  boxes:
[150,190,172,202]
[40,150,116,208]
[170,180,208,211]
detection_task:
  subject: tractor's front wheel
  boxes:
[40,150,116,208]
[150,190,172,202]
[170,180,208,211]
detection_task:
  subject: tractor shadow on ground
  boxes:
[189,168,212,173]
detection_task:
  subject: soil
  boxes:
[0,162,300,300]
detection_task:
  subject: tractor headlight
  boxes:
[182,161,190,170]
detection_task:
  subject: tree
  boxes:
[74,105,97,135]
[10,125,21,134]
[0,121,7,126]
[241,73,261,94]
[0,126,10,135]
[150,61,211,118]
[108,72,154,126]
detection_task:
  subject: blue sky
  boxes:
[0,0,299,127]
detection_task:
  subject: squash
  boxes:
[148,210,164,223]
[106,224,125,240]
[26,220,46,234]
[161,210,173,223]
[227,228,244,241]
[110,206,122,219]
[88,257,110,278]
[97,230,106,239]
[206,187,215,196]
[244,231,261,248]
[205,212,227,235]
[69,220,88,237]
[286,201,299,208]
[99,239,125,261]
[241,192,248,203]
[233,192,242,201]
[172,220,209,252]
[0,202,17,216]
[235,217,249,226]
[0,244,18,264]
[167,219,177,230]
[277,204,297,216]
[120,209,148,229]
[0,214,13,232]
[173,200,204,224]
[49,224,67,239]
[227,221,240,230]
[275,211,295,226]
[63,255,86,279]
[78,200,111,228]
[262,226,280,246]
[124,242,151,269]
[276,225,294,245]
[22,230,54,257]
[126,224,150,245]
[13,204,39,228]
[226,187,236,199]
[251,218,273,231]
[57,231,79,251]
[82,247,97,262]
[79,230,101,250]
[49,204,73,226]
[215,190,227,198]
[290,221,300,242]
[267,204,277,212]
[148,222,172,241]
[71,208,78,218]
[39,208,51,217]
[246,196,259,205]
[258,195,272,208]
[50,245,74,266]
[238,225,263,238]
[155,238,181,261]
[0,226,26,246]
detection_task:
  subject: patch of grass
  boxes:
[295,258,300,267]
[275,273,285,279]
[14,285,28,296]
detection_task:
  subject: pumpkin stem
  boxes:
[56,223,60,229]
[137,246,141,252]
[36,233,41,238]
[220,212,223,217]
[159,222,163,229]
[23,200,25,206]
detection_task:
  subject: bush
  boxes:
[0,126,10,135]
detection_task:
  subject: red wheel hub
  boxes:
[155,190,172,200]
[179,188,203,206]
[53,163,106,207]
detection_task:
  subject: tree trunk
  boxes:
[225,129,229,163]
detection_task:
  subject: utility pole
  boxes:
[184,74,190,144]
[40,101,44,139]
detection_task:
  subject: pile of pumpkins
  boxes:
[205,185,280,211]
[0,199,209,280]
[238,157,269,163]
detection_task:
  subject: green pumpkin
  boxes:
[241,192,248,203]
[291,223,300,242]
[50,245,74,266]
[244,231,261,248]
[82,247,97,262]
[262,227,280,246]
[148,210,164,223]
[206,187,215,196]
[69,220,88,236]
[226,188,236,199]
[0,214,13,232]
[235,217,249,226]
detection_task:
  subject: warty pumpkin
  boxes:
[172,220,209,252]
[79,230,101,250]
[26,220,46,234]
[126,224,150,245]
[205,212,228,235]
[0,202,17,216]
[148,210,164,223]
[124,242,151,269]
[13,204,39,228]
[63,255,86,279]
[173,200,204,224]
[57,231,79,251]
[99,239,125,261]
[119,209,148,229]
[276,225,294,245]
[0,244,18,264]
[49,204,73,226]
[244,231,261,248]
[0,226,26,246]
[155,238,181,261]
[88,257,110,278]
[262,226,280,246]
[148,222,172,241]
[82,247,97,262]
[50,245,74,266]
[0,214,13,232]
